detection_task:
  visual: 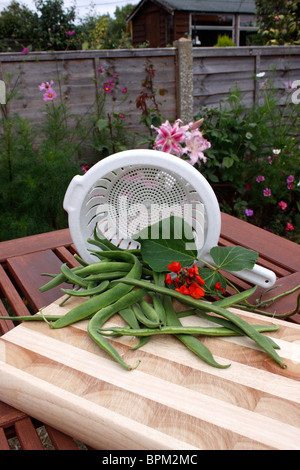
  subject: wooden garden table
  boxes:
[0,212,299,450]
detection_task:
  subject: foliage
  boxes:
[255,0,300,45]
[214,34,235,47]
[77,4,134,50]
[0,0,134,52]
[33,0,78,50]
[0,1,38,51]
[83,66,135,163]
[136,60,167,145]
[194,74,300,242]
[0,74,82,240]
[79,14,110,50]
[0,0,78,51]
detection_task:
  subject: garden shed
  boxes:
[127,0,258,47]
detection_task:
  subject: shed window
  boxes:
[191,13,234,47]
[192,14,233,27]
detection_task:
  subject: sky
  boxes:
[0,0,140,21]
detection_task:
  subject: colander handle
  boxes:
[63,175,85,213]
[200,254,276,288]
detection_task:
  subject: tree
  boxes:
[78,4,135,50]
[255,0,300,45]
[0,0,79,51]
[0,1,38,51]
[34,0,78,50]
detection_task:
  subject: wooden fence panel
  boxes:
[192,45,300,111]
[0,49,178,136]
[0,45,299,133]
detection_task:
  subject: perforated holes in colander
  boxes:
[83,164,206,250]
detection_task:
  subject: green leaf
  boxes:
[97,118,109,131]
[222,156,234,168]
[136,216,197,272]
[197,268,226,290]
[210,245,258,272]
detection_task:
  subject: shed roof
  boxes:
[128,0,256,21]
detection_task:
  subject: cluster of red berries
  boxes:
[164,262,206,299]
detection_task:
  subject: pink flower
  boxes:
[118,113,126,119]
[43,88,57,101]
[103,84,112,93]
[260,78,268,89]
[184,128,211,165]
[284,81,293,92]
[278,201,287,210]
[286,175,294,183]
[286,222,294,231]
[188,118,204,130]
[263,188,271,197]
[256,175,265,183]
[245,208,254,216]
[39,80,54,91]
[97,66,104,73]
[122,87,127,94]
[81,165,90,173]
[152,119,189,157]
[65,30,75,35]
[21,47,29,55]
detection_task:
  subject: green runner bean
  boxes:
[118,307,140,330]
[194,309,280,350]
[112,278,286,368]
[98,323,280,337]
[87,288,147,370]
[151,294,167,325]
[138,299,160,323]
[132,304,162,328]
[60,263,91,288]
[0,314,66,322]
[130,335,150,350]
[50,253,143,329]
[163,295,230,369]
[61,280,110,297]
[75,262,133,276]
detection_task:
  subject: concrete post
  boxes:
[174,37,194,123]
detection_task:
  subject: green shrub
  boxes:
[194,75,300,242]
[214,34,235,47]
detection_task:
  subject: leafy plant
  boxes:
[194,77,300,241]
[136,59,167,145]
[214,34,235,47]
[0,74,82,240]
[84,66,135,163]
[255,0,300,45]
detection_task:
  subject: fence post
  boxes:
[174,37,194,123]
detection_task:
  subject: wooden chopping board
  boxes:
[0,295,299,450]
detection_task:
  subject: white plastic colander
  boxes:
[63,149,276,288]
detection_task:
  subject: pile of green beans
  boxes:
[0,234,285,371]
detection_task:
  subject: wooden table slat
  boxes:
[0,427,10,450]
[0,229,73,263]
[0,265,30,318]
[7,250,76,312]
[15,418,45,450]
[45,425,81,450]
[221,213,300,272]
